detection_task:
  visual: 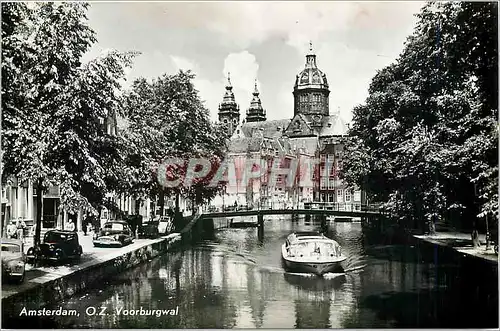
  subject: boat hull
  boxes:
[282,257,345,276]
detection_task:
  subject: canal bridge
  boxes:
[199,203,386,228]
[200,207,384,220]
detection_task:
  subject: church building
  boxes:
[217,44,363,211]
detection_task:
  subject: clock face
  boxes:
[313,114,321,122]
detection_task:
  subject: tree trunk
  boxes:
[428,219,436,236]
[135,198,141,215]
[158,190,165,217]
[96,206,102,231]
[34,178,43,247]
[191,196,195,216]
[472,222,480,248]
[174,191,182,231]
[485,214,490,250]
[175,191,180,215]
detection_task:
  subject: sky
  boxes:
[85,1,425,123]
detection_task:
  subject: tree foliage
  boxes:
[121,71,228,218]
[2,3,136,242]
[342,2,498,232]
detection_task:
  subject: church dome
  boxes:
[294,45,329,91]
[292,42,330,117]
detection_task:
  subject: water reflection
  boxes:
[284,273,346,293]
[9,215,497,329]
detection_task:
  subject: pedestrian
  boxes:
[66,219,75,232]
[17,218,26,243]
[30,222,37,237]
[82,215,90,236]
[6,220,17,239]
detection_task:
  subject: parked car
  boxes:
[158,216,174,235]
[26,230,83,264]
[139,219,160,238]
[1,238,26,283]
[93,220,134,247]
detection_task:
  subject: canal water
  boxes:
[14,216,499,328]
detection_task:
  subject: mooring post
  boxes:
[258,214,264,228]
[321,215,327,233]
[257,213,264,242]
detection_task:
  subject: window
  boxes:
[321,194,325,202]
[224,119,228,124]
[1,244,20,253]
[337,160,343,169]
[328,178,335,190]
[337,189,343,202]
[329,195,334,202]
[345,190,352,202]
[105,223,124,231]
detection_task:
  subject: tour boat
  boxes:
[281,231,347,276]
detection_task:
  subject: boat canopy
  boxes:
[286,232,334,245]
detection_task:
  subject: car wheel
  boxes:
[55,249,66,263]
[75,245,83,259]
[26,248,35,264]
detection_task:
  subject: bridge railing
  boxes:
[204,202,384,214]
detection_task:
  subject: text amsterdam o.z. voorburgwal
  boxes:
[19,306,180,318]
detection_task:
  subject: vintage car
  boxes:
[26,230,83,264]
[93,220,134,247]
[139,219,160,238]
[1,238,26,283]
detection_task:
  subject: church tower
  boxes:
[292,42,330,118]
[218,73,240,136]
[245,79,267,123]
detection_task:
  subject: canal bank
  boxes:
[1,215,213,324]
[1,233,182,319]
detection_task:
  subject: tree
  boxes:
[122,71,228,229]
[2,3,136,244]
[48,49,137,223]
[342,2,498,234]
